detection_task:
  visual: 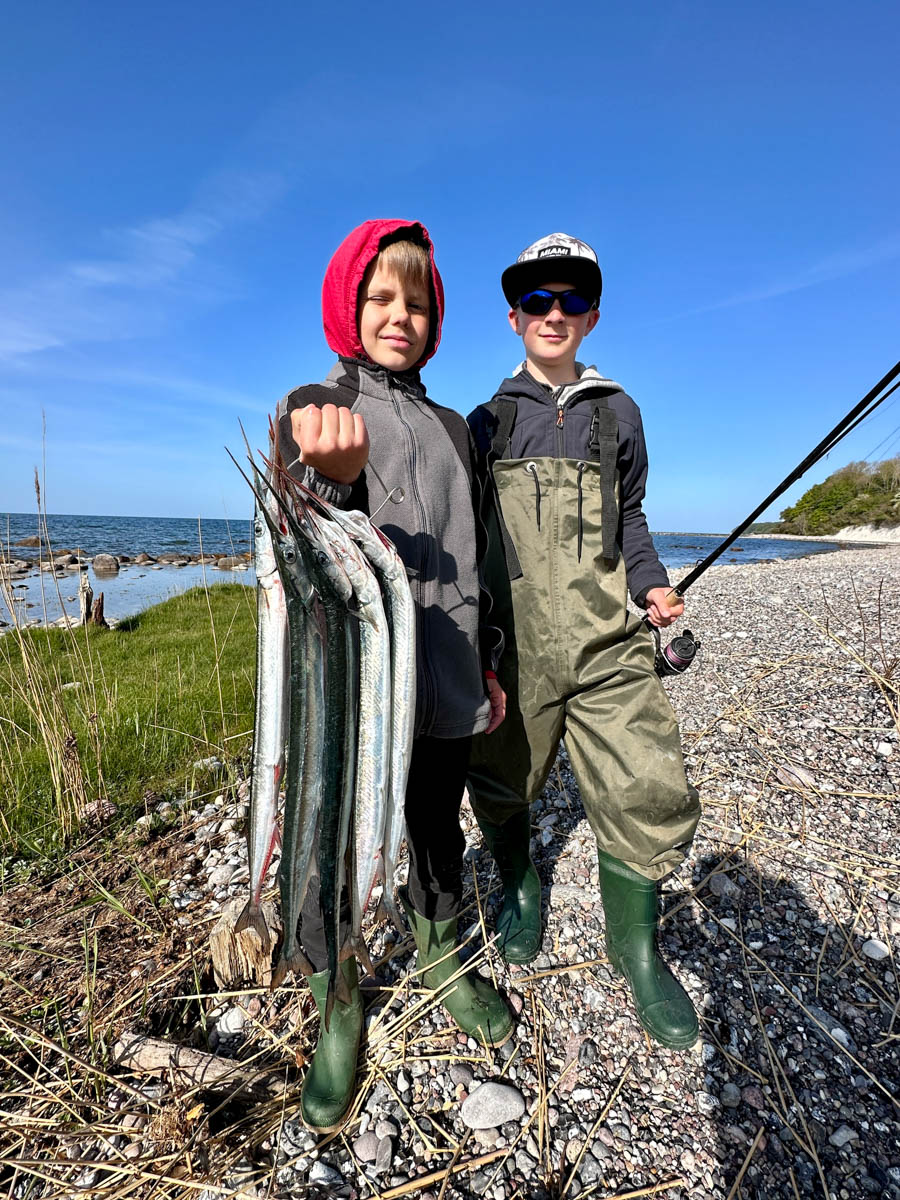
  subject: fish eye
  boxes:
[284,547,296,563]
[254,521,264,536]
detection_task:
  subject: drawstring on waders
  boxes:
[576,462,586,561]
[525,462,541,530]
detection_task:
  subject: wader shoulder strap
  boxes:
[431,405,474,488]
[484,397,523,579]
[588,400,620,565]
[489,398,518,461]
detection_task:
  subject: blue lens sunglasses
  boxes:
[518,288,596,316]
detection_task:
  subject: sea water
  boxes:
[1,511,846,628]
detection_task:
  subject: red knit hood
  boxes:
[322,219,444,369]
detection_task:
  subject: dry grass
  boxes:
[1,577,899,1198]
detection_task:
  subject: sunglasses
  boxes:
[518,288,596,316]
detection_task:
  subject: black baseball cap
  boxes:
[501,232,603,307]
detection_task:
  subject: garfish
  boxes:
[236,490,290,940]
[275,494,359,1024]
[316,514,392,973]
[328,509,416,933]
[264,498,325,986]
[290,485,416,933]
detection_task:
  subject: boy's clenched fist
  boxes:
[292,403,369,485]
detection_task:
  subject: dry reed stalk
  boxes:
[693,896,899,1111]
[802,608,899,736]
[374,1147,506,1198]
[559,1065,631,1196]
[512,956,612,985]
[595,1182,686,1199]
[531,993,554,1171]
[811,880,897,1015]
[480,1057,577,1195]
[435,1129,473,1200]
[737,906,832,1199]
[723,1126,765,1200]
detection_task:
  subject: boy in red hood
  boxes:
[277,219,512,1132]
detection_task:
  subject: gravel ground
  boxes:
[6,546,900,1199]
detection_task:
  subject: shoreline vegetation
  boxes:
[1,546,898,1196]
[747,457,900,541]
[0,584,255,855]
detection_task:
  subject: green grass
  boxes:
[0,584,256,859]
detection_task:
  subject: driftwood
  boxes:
[209,897,280,988]
[90,591,107,627]
[113,1030,284,1097]
[78,572,93,624]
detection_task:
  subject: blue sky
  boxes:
[2,2,898,532]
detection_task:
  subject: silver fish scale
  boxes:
[245,497,290,925]
[315,518,392,956]
[312,506,415,933]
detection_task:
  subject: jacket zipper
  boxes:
[390,384,435,733]
[555,388,566,456]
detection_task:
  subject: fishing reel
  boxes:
[652,626,700,678]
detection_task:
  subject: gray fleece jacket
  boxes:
[277,358,491,739]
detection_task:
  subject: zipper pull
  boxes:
[556,406,565,428]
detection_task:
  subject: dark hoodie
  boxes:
[468,362,669,606]
[277,219,492,739]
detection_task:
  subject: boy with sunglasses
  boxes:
[467,233,701,1049]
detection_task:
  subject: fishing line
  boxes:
[652,359,900,677]
[673,359,900,598]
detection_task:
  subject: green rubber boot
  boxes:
[400,891,513,1047]
[477,811,542,965]
[301,958,362,1133]
[597,849,699,1050]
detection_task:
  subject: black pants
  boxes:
[297,734,472,972]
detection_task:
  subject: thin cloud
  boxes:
[7,359,269,412]
[672,233,900,321]
[0,169,285,361]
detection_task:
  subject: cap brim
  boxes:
[501,259,602,307]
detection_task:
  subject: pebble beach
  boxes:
[2,545,899,1199]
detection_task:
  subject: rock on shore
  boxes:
[172,547,900,1197]
[2,545,898,1199]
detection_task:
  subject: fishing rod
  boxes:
[654,358,900,677]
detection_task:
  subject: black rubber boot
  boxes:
[597,849,699,1049]
[477,811,542,964]
[400,890,513,1047]
[301,958,362,1132]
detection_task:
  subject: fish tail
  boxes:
[382,894,406,934]
[235,900,271,941]
[270,946,314,991]
[270,957,288,991]
[376,863,405,933]
[344,934,376,980]
[286,946,315,977]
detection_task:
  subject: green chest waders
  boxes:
[469,454,699,881]
[467,434,700,1047]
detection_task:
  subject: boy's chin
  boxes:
[368,350,418,371]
